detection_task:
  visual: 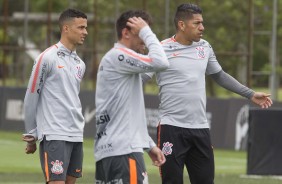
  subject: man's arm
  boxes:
[141,73,154,83]
[210,70,272,108]
[144,136,166,167]
[23,49,51,150]
[116,18,169,74]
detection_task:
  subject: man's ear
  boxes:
[178,21,185,31]
[122,28,130,39]
[62,24,69,33]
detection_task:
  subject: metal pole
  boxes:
[164,0,170,38]
[270,0,278,100]
[2,0,9,86]
[115,0,119,41]
[142,0,146,11]
[247,0,254,88]
[47,0,52,46]
[23,0,29,47]
[92,0,98,87]
[22,0,29,85]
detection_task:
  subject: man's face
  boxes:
[130,33,146,54]
[182,14,204,42]
[66,17,88,45]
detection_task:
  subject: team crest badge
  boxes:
[162,142,173,156]
[196,46,205,59]
[51,160,64,175]
[76,66,83,79]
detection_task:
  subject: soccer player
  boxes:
[95,10,168,183]
[142,3,273,184]
[22,9,88,184]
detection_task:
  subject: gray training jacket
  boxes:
[24,42,85,142]
[95,26,169,161]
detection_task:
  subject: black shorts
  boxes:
[95,152,148,184]
[39,137,83,183]
[157,124,214,184]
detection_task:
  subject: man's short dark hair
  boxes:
[174,3,202,30]
[116,10,152,40]
[59,9,87,31]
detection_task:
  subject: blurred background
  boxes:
[1,1,282,183]
[0,0,281,100]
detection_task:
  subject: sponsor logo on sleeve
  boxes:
[37,63,47,94]
[118,54,125,61]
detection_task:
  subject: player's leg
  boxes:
[65,175,76,184]
[95,152,147,184]
[39,137,72,184]
[66,142,83,184]
[158,124,189,184]
[184,129,214,184]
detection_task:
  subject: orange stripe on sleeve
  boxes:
[31,45,56,93]
[160,37,176,45]
[129,158,137,184]
[116,48,152,62]
[44,152,50,182]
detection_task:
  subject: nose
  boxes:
[84,29,88,35]
[199,23,204,31]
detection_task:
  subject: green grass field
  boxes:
[1,130,282,184]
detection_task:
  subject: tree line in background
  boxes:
[0,0,281,97]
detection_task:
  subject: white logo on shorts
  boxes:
[51,160,64,175]
[162,142,173,156]
[142,172,149,184]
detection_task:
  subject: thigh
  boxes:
[39,138,72,182]
[185,129,214,184]
[158,124,189,184]
[67,142,83,178]
[95,152,147,184]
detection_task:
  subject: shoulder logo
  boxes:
[57,51,65,58]
[196,46,205,59]
[118,54,124,61]
[57,65,64,68]
[162,142,173,156]
[172,52,181,57]
[74,57,80,64]
[51,160,64,175]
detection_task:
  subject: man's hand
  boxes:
[25,143,37,154]
[251,92,273,109]
[22,135,37,154]
[126,17,148,35]
[148,146,166,167]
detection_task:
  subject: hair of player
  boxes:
[116,10,152,40]
[59,9,87,32]
[174,3,202,30]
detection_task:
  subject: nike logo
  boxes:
[57,65,64,68]
[75,169,81,173]
[172,52,181,57]
[84,107,96,124]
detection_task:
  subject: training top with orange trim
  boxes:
[94,26,169,161]
[23,42,85,142]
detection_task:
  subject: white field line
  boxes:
[240,174,282,180]
[215,158,246,163]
